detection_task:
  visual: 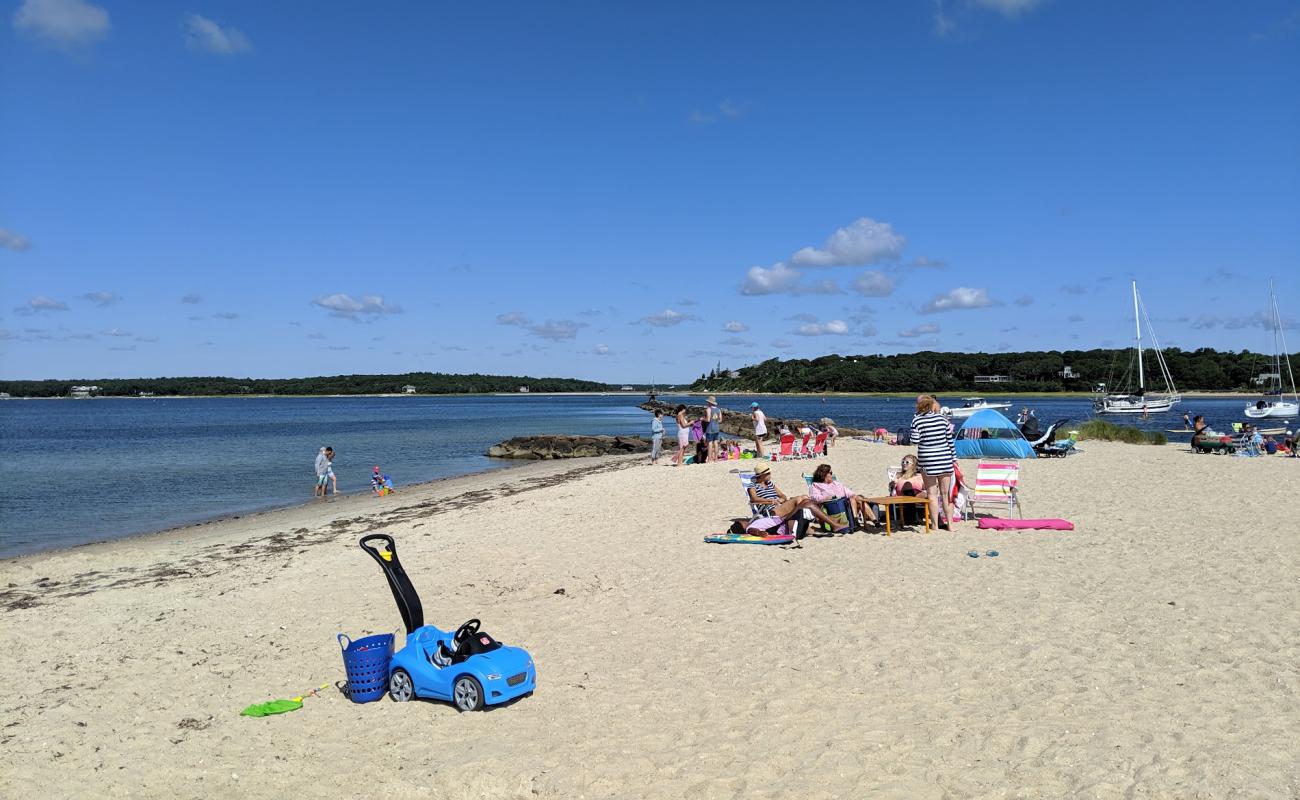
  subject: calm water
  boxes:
[0,393,1260,558]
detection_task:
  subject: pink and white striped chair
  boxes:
[963,462,1022,519]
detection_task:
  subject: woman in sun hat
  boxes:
[704,396,723,462]
[746,464,849,532]
[751,401,767,457]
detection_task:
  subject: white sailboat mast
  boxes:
[1132,281,1144,392]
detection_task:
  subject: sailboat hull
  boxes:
[1095,396,1177,414]
[1243,401,1298,419]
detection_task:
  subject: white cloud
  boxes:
[787,313,818,322]
[688,100,747,125]
[212,311,240,320]
[790,217,906,267]
[312,294,402,320]
[593,344,610,355]
[15,295,68,314]
[906,256,946,269]
[0,228,32,251]
[1014,295,1033,306]
[973,0,1044,17]
[721,336,755,347]
[181,293,202,304]
[13,0,109,48]
[794,319,850,336]
[638,308,698,327]
[82,290,120,306]
[101,327,131,337]
[723,321,748,333]
[184,14,251,54]
[497,311,586,341]
[898,323,941,338]
[920,287,1000,313]
[850,270,895,297]
[740,262,802,295]
[1194,311,1294,331]
[771,339,794,350]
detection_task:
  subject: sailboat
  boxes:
[1243,280,1298,419]
[1094,281,1181,415]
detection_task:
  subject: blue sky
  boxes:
[2,0,1297,383]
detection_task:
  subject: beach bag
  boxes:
[819,496,854,533]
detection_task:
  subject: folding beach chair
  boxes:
[811,431,828,457]
[795,432,813,458]
[963,462,1022,519]
[776,434,797,460]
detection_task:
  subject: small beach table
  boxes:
[864,496,931,536]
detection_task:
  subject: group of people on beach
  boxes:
[648,397,838,467]
[650,394,960,532]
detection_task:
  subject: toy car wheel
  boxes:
[389,669,414,703]
[452,675,484,712]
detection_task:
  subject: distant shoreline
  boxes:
[0,390,1270,400]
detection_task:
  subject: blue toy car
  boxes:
[360,535,536,711]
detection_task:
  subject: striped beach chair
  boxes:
[964,462,1022,519]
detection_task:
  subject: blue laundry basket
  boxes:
[338,632,394,703]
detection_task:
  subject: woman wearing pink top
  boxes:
[807,464,881,525]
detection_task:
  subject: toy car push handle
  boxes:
[358,534,424,635]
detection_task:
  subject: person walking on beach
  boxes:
[911,395,957,530]
[751,401,767,457]
[704,396,724,462]
[325,446,338,495]
[672,404,689,466]
[314,447,329,498]
[650,409,664,465]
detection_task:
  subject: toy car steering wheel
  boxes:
[451,618,481,653]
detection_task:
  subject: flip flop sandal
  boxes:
[967,550,980,558]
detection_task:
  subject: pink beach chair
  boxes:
[776,434,797,460]
[811,431,828,457]
[964,462,1022,519]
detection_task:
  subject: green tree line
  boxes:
[0,372,614,398]
[691,348,1297,393]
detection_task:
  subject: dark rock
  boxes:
[487,435,653,459]
[638,400,868,438]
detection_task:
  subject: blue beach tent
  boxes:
[954,409,1036,460]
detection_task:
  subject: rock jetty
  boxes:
[487,435,652,459]
[637,400,868,438]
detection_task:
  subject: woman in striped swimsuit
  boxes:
[746,466,849,532]
[910,395,957,530]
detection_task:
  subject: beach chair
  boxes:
[776,434,797,460]
[811,431,828,457]
[963,462,1022,519]
[739,472,766,516]
[795,432,813,458]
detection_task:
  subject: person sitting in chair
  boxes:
[890,454,927,497]
[747,465,849,532]
[807,464,881,525]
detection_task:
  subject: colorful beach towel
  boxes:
[704,532,795,545]
[977,518,1074,531]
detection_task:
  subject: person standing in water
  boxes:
[325,446,338,495]
[314,447,329,498]
[751,401,767,458]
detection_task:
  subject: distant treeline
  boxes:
[0,372,614,398]
[690,348,1297,393]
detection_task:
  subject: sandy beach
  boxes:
[1,439,1297,799]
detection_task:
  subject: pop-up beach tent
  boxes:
[954,409,1036,459]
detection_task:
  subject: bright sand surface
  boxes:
[1,441,1297,799]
